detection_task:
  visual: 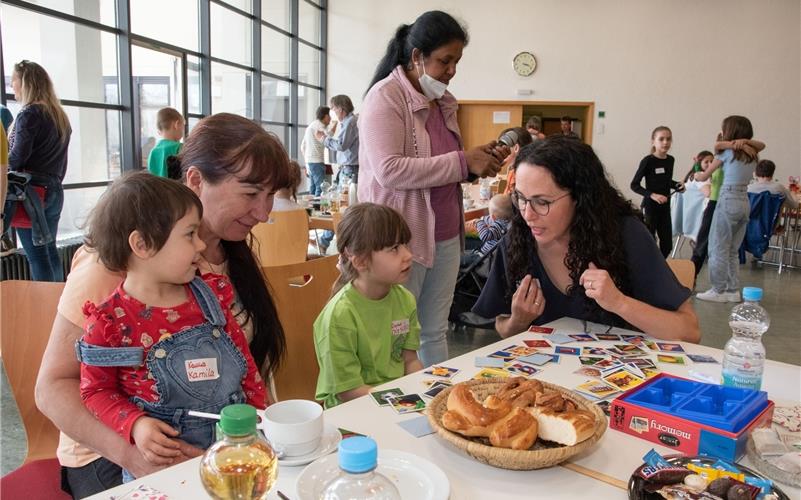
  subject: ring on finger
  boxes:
[534,301,540,306]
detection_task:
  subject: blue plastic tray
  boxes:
[620,374,768,433]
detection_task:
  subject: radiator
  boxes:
[0,239,82,281]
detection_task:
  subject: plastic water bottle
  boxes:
[348,179,358,206]
[479,177,492,201]
[320,436,400,500]
[722,287,769,390]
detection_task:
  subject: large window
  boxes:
[1,0,327,241]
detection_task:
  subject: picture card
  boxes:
[112,485,170,500]
[475,356,505,368]
[623,362,645,379]
[423,365,460,378]
[579,356,606,366]
[657,342,686,353]
[657,354,686,365]
[574,380,620,400]
[594,358,623,371]
[527,325,554,334]
[397,415,435,438]
[627,358,657,370]
[547,333,575,345]
[568,333,597,342]
[505,363,541,377]
[574,366,603,378]
[523,339,552,349]
[473,367,511,380]
[488,350,516,362]
[594,333,621,342]
[339,428,367,440]
[504,345,539,357]
[603,367,645,392]
[422,383,450,399]
[687,353,719,364]
[516,353,553,366]
[621,334,646,343]
[555,346,581,356]
[582,347,608,357]
[370,387,404,407]
[612,344,646,355]
[643,341,659,351]
[545,353,561,364]
[389,394,426,414]
[642,367,661,379]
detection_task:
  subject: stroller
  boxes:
[448,238,503,332]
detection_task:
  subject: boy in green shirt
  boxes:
[147,107,184,178]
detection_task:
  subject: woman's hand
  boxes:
[315,130,326,141]
[650,193,668,204]
[580,262,626,313]
[464,143,503,178]
[131,416,183,466]
[509,275,545,326]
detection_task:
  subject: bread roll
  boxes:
[444,384,511,427]
[527,407,595,446]
[489,407,538,450]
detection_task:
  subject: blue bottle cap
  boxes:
[742,287,763,301]
[337,436,377,473]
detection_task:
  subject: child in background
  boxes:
[688,150,722,277]
[76,172,266,480]
[747,160,798,209]
[630,126,685,258]
[496,126,533,195]
[695,115,765,302]
[271,160,305,212]
[462,193,513,267]
[147,107,184,178]
[314,203,422,408]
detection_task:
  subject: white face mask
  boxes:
[416,57,447,101]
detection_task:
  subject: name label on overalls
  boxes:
[186,358,220,381]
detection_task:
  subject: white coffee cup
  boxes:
[261,399,323,457]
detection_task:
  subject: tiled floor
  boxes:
[2,247,799,475]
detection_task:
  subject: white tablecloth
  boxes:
[89,317,801,499]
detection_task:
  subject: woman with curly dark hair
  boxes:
[473,136,701,342]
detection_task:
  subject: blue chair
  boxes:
[739,191,785,263]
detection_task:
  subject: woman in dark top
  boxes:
[473,137,700,342]
[8,60,71,281]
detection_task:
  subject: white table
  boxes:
[90,318,801,499]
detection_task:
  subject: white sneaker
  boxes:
[725,291,741,302]
[695,288,730,303]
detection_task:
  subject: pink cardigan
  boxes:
[358,66,467,268]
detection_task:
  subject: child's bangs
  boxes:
[365,209,411,251]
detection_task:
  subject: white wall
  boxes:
[327,0,801,198]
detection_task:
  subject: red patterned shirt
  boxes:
[79,274,267,443]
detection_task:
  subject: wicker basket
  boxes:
[427,378,607,470]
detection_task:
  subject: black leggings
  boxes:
[643,201,672,258]
[691,200,717,277]
[61,458,122,499]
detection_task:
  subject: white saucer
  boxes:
[296,449,450,500]
[277,422,341,467]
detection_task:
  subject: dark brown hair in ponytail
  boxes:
[331,203,411,297]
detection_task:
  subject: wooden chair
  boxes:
[666,258,695,290]
[263,255,340,401]
[0,280,64,464]
[251,209,310,266]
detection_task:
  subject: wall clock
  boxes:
[513,51,537,77]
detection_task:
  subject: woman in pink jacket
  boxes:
[358,11,505,366]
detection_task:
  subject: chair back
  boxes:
[0,280,64,464]
[251,209,309,266]
[263,255,340,401]
[666,259,695,290]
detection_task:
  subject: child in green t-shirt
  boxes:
[314,203,423,408]
[147,107,184,178]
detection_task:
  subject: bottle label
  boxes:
[721,370,761,390]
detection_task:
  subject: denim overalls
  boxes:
[76,277,247,480]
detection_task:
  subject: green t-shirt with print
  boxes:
[314,282,421,409]
[147,139,182,178]
[709,168,724,202]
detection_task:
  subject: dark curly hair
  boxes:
[506,136,639,325]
